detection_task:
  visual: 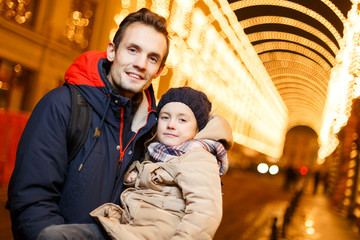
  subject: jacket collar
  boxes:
[195,114,234,150]
[64,51,157,129]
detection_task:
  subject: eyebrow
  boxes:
[160,111,191,118]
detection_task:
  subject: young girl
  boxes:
[37,87,233,240]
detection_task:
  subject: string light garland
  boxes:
[265,60,329,90]
[248,31,336,64]
[230,0,342,44]
[241,16,340,55]
[260,52,331,81]
[254,41,334,69]
[319,1,360,159]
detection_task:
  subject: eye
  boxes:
[149,56,159,64]
[179,118,187,123]
[160,115,169,120]
[128,47,137,54]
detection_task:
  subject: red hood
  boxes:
[65,51,107,87]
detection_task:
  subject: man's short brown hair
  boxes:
[112,8,170,68]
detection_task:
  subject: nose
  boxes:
[167,119,176,129]
[134,54,147,70]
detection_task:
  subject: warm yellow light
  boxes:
[242,16,339,55]
[122,0,130,9]
[114,9,129,25]
[319,2,360,158]
[136,0,146,10]
[349,159,357,168]
[305,219,314,227]
[354,207,360,218]
[108,28,117,42]
[345,189,352,197]
[348,169,355,177]
[306,227,315,235]
[72,11,81,19]
[317,158,325,165]
[230,0,342,44]
[0,81,9,90]
[151,0,170,18]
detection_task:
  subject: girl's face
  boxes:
[156,102,198,147]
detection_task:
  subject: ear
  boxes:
[154,65,165,79]
[107,42,116,62]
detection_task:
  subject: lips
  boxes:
[163,133,177,138]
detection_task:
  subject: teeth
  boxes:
[129,73,141,79]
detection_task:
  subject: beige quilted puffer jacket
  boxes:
[90,114,233,240]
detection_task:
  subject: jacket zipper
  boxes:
[116,110,157,178]
[116,89,155,178]
[117,108,125,177]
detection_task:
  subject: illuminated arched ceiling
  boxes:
[228,0,352,133]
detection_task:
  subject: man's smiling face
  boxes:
[106,22,167,98]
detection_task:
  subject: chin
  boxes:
[163,141,178,147]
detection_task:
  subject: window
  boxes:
[64,0,97,49]
[0,59,36,112]
[0,0,38,27]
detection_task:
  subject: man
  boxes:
[6,8,169,240]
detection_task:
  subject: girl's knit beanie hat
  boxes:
[157,87,212,131]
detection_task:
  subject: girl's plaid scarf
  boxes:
[147,139,229,176]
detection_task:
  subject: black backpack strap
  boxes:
[65,83,92,161]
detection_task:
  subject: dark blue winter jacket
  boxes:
[6,51,158,240]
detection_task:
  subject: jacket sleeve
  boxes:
[7,86,71,240]
[123,160,142,187]
[170,150,223,240]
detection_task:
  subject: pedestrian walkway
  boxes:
[277,184,360,240]
[214,170,360,240]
